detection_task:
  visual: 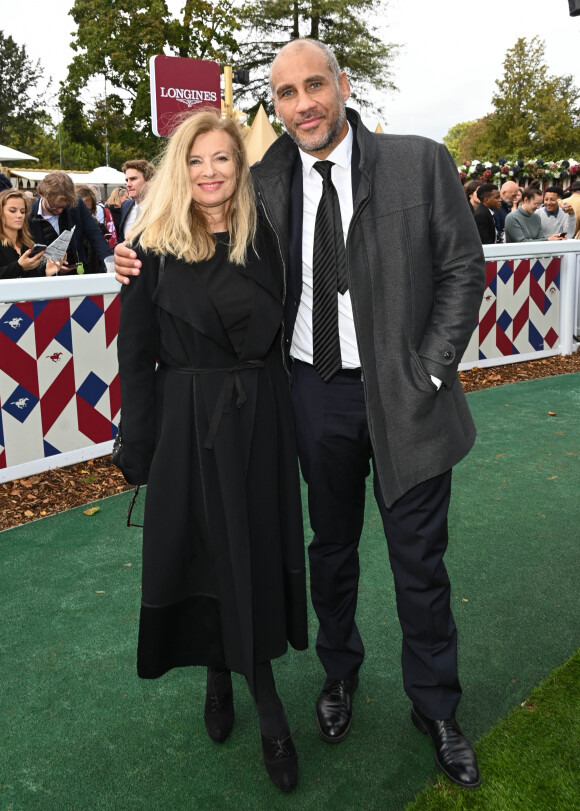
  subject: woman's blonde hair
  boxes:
[0,189,34,249]
[107,187,128,208]
[132,109,256,265]
[75,184,97,216]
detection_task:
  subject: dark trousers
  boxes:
[291,360,462,719]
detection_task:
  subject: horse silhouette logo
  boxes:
[11,397,29,410]
[4,316,23,329]
[47,351,63,363]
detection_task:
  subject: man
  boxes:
[536,186,575,239]
[493,180,520,241]
[29,171,112,273]
[473,184,501,244]
[115,39,485,789]
[505,187,566,242]
[117,159,156,242]
[564,180,580,217]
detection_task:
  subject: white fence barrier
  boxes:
[1,241,578,483]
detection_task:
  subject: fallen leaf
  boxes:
[83,506,100,516]
[548,411,557,416]
[24,510,34,517]
[547,476,558,480]
[79,475,97,484]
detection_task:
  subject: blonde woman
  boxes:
[116,109,307,793]
[0,189,60,278]
[106,186,129,233]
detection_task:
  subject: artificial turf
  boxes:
[1,374,579,809]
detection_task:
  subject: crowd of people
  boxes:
[0,160,156,279]
[466,177,580,245]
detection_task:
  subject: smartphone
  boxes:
[559,232,567,238]
[29,243,47,257]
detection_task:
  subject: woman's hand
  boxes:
[18,248,45,271]
[45,257,63,276]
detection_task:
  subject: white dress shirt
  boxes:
[39,199,61,235]
[290,123,361,368]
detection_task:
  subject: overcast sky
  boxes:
[2,0,580,145]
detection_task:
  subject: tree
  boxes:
[0,30,50,151]
[63,0,241,162]
[485,37,580,157]
[443,117,494,163]
[234,0,398,116]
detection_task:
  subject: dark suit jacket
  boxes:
[28,197,112,272]
[117,198,135,243]
[474,204,497,244]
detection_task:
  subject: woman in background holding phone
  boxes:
[0,189,60,279]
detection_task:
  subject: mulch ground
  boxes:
[1,352,579,532]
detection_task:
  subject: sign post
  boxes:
[149,56,221,137]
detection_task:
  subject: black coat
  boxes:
[28,197,112,272]
[0,242,47,280]
[117,198,135,243]
[473,204,498,244]
[117,225,308,681]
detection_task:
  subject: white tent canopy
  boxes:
[83,165,126,186]
[0,144,38,162]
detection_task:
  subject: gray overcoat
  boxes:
[251,109,486,507]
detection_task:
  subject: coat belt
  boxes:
[159,360,265,449]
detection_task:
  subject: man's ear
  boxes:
[339,71,351,103]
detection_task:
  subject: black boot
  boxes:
[249,661,298,792]
[204,668,234,743]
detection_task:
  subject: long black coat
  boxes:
[117,226,308,682]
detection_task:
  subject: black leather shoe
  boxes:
[261,731,298,792]
[411,705,481,789]
[315,676,359,743]
[204,671,234,743]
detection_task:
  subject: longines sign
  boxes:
[150,55,221,137]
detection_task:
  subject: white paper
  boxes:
[44,226,76,261]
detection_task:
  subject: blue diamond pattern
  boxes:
[498,262,513,285]
[72,297,103,333]
[77,372,107,407]
[2,384,39,423]
[497,309,513,332]
[0,305,33,342]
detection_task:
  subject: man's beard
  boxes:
[289,103,346,153]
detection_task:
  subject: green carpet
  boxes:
[1,375,579,810]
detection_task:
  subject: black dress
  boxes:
[0,242,47,279]
[117,225,308,683]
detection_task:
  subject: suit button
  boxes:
[444,351,453,360]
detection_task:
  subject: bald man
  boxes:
[494,180,520,241]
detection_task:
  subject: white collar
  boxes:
[299,122,353,176]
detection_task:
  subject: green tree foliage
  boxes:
[443,117,495,163]
[0,30,50,152]
[484,37,580,158]
[236,0,398,116]
[63,0,241,163]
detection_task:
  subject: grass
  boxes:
[406,649,580,810]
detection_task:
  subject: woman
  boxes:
[106,186,129,234]
[76,183,117,254]
[116,110,307,793]
[0,189,60,279]
[464,180,482,214]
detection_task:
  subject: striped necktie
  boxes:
[312,160,348,382]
